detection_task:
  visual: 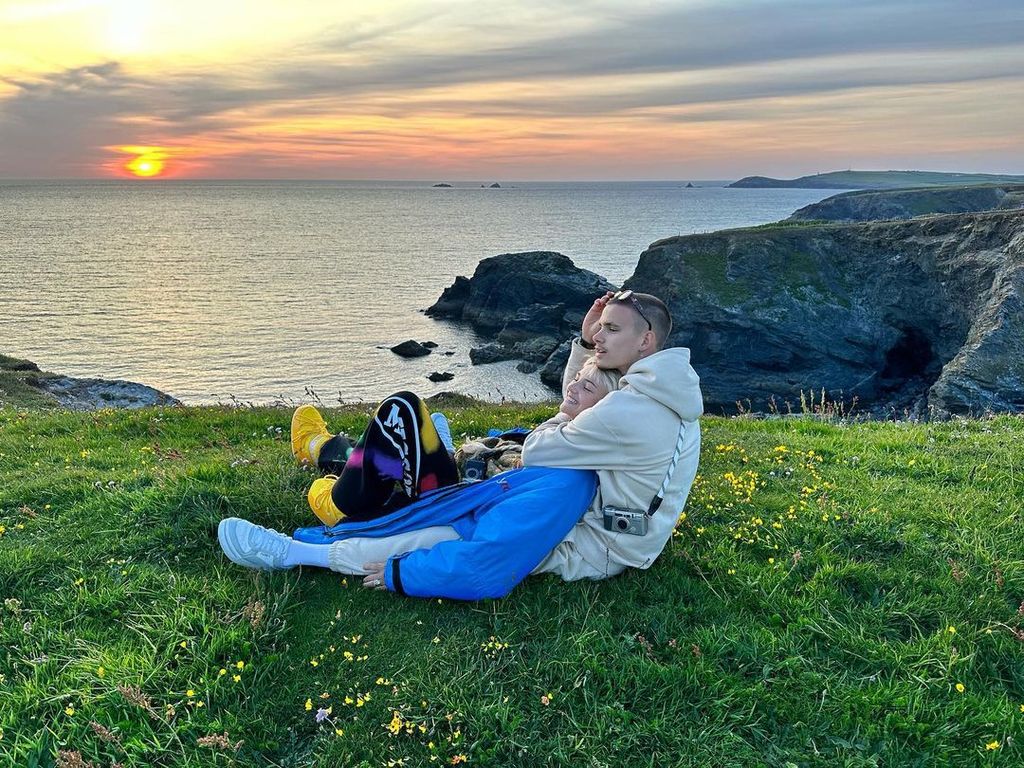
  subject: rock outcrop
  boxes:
[624,210,1024,415]
[427,251,615,374]
[390,340,432,358]
[788,184,1024,223]
[429,212,1024,416]
[1,354,180,410]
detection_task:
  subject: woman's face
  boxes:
[560,366,611,419]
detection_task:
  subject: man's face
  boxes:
[592,302,650,373]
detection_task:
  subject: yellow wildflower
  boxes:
[65,706,75,716]
[947,626,956,634]
[955,683,965,693]
[236,660,245,670]
[304,698,313,711]
[986,741,1000,751]
[187,689,195,697]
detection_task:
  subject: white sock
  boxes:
[282,539,333,568]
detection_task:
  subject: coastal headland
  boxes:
[431,183,1024,417]
[729,169,1024,190]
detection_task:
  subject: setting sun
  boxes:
[122,147,168,178]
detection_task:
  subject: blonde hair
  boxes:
[579,359,622,395]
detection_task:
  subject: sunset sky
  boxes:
[1,0,1022,180]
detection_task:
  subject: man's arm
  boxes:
[523,401,642,471]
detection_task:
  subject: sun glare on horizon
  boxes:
[121,146,168,178]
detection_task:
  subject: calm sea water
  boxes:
[0,180,835,404]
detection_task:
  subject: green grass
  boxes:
[2,404,1023,767]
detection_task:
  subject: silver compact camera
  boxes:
[602,506,648,536]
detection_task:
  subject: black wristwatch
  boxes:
[577,336,596,350]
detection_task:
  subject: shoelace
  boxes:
[313,475,339,508]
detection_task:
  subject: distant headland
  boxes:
[729,170,1024,190]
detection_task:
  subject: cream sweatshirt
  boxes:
[523,339,703,581]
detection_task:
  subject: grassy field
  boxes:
[1,402,1023,767]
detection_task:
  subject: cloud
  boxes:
[1,0,1022,176]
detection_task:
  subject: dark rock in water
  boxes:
[538,340,573,390]
[513,335,562,363]
[516,360,540,374]
[428,252,613,382]
[421,341,439,349]
[624,209,1024,416]
[469,343,515,365]
[490,183,501,188]
[432,183,452,187]
[442,350,455,356]
[429,276,471,317]
[787,184,1024,223]
[497,303,566,344]
[686,182,695,188]
[426,371,455,382]
[390,340,432,358]
[427,251,613,332]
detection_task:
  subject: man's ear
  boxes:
[639,329,656,356]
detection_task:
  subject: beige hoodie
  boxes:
[523,339,703,581]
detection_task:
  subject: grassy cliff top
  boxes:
[1,403,1023,766]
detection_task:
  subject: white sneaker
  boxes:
[430,412,455,454]
[218,518,294,570]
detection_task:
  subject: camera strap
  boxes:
[645,421,687,517]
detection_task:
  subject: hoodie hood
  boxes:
[619,347,703,422]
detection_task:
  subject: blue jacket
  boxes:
[293,466,596,600]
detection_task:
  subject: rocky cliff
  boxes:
[426,251,614,386]
[787,184,1024,223]
[431,211,1024,416]
[0,354,180,410]
[624,210,1024,415]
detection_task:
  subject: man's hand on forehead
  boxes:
[582,291,615,344]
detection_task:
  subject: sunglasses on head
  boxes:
[610,290,652,331]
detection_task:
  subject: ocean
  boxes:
[0,180,836,404]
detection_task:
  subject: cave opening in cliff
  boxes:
[880,326,938,385]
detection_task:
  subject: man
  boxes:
[518,290,703,580]
[218,290,702,593]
